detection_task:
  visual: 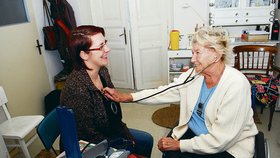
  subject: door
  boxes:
[0,0,50,116]
[91,0,134,89]
[128,0,168,89]
[91,0,168,90]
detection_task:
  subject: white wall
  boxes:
[173,0,209,34]
[68,0,94,25]
[32,0,64,90]
[31,0,94,90]
[172,0,208,49]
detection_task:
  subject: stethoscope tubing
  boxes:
[133,62,215,102]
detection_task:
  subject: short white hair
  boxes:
[192,26,232,64]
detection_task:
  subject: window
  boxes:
[0,0,29,27]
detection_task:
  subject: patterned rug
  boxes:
[152,104,262,128]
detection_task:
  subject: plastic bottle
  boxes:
[271,19,279,40]
[256,25,261,31]
[195,24,198,32]
[170,30,180,50]
[241,31,246,42]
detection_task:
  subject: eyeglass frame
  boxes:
[85,40,108,52]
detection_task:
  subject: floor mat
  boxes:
[152,104,179,128]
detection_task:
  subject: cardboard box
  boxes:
[245,31,269,42]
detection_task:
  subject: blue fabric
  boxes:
[56,106,82,158]
[129,128,153,157]
[189,80,217,135]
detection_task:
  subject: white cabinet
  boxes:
[168,50,193,83]
[209,0,275,26]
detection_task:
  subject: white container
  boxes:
[179,35,187,49]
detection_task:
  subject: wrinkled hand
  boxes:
[102,87,133,102]
[157,137,180,151]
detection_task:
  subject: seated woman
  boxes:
[60,25,153,157]
[103,26,258,158]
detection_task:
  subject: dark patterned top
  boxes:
[60,67,134,144]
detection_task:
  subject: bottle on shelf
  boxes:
[264,25,270,32]
[195,24,198,32]
[241,31,246,42]
[170,30,180,50]
[271,19,279,40]
[256,25,261,31]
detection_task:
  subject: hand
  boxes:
[103,87,133,102]
[157,137,180,151]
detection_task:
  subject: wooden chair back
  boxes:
[233,45,278,76]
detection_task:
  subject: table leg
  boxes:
[268,103,276,131]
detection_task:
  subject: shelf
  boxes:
[168,49,192,58]
[231,39,280,45]
[169,71,185,74]
[168,49,192,83]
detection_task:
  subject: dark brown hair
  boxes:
[69,25,105,70]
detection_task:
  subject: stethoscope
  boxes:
[133,58,218,102]
[103,57,217,108]
[133,67,198,102]
[103,67,197,113]
[102,94,119,114]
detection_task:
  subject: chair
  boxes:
[233,45,280,131]
[254,131,270,158]
[56,106,82,158]
[167,123,269,158]
[44,90,61,116]
[233,45,279,76]
[0,86,44,158]
[0,131,10,158]
[36,109,60,156]
[56,106,131,158]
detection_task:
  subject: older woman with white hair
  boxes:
[103,26,258,158]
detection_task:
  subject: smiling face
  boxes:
[191,43,218,73]
[80,33,110,69]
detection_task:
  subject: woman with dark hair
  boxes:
[60,25,153,157]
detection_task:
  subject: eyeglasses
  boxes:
[86,40,108,52]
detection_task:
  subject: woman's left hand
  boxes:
[157,137,180,151]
